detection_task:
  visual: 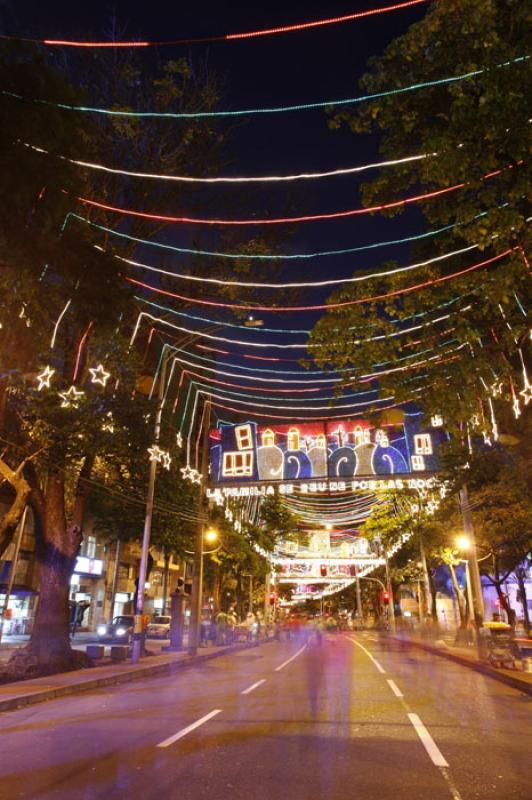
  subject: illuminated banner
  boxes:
[209,413,445,486]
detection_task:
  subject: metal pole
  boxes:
[354,564,364,625]
[131,356,169,663]
[109,539,121,620]
[188,398,211,655]
[459,485,484,626]
[0,505,29,644]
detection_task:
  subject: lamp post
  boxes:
[457,488,485,628]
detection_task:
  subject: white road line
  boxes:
[387,679,404,697]
[241,679,266,695]
[407,713,449,768]
[157,709,222,748]
[274,643,307,672]
[348,636,386,674]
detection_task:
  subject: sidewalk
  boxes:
[391,632,532,697]
[0,637,273,714]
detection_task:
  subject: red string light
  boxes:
[126,250,512,313]
[78,183,464,226]
[2,1,427,48]
[76,166,507,226]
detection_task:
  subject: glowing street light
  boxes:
[456,535,471,551]
[205,528,218,545]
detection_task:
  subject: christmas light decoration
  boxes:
[127,249,512,312]
[36,365,55,390]
[67,212,470,261]
[50,299,71,349]
[59,385,85,408]
[5,57,526,118]
[162,451,172,471]
[79,162,512,227]
[119,243,477,289]
[89,363,111,386]
[180,465,201,484]
[73,321,93,381]
[35,144,429,184]
[102,412,115,433]
[1,1,428,47]
[148,445,165,463]
[176,432,183,448]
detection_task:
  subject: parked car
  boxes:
[97,615,135,644]
[147,615,171,639]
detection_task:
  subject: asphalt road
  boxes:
[0,632,530,800]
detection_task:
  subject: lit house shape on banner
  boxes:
[209,414,446,485]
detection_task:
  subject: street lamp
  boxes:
[205,528,218,546]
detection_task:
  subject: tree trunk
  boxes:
[212,561,221,613]
[6,459,93,679]
[162,548,170,615]
[515,567,530,634]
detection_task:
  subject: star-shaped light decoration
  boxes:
[482,431,492,447]
[162,451,172,471]
[519,380,532,406]
[59,385,85,408]
[102,412,115,433]
[491,381,503,397]
[470,414,480,428]
[176,432,183,448]
[513,396,521,419]
[180,465,201,484]
[89,363,111,387]
[36,365,55,390]
[430,414,443,427]
[148,444,164,463]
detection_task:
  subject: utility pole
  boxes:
[188,398,211,655]
[132,356,169,664]
[0,505,29,644]
[459,485,484,627]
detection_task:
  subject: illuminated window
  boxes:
[222,451,254,477]
[261,428,275,447]
[430,415,443,427]
[235,424,253,451]
[414,434,433,455]
[287,427,300,451]
[411,455,426,471]
[375,429,389,448]
[316,434,326,449]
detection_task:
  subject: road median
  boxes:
[0,637,272,714]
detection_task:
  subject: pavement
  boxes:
[0,635,270,713]
[390,630,532,697]
[0,632,531,799]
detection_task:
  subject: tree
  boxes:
[310,0,530,423]
[0,42,224,678]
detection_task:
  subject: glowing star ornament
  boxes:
[176,431,183,448]
[102,412,115,433]
[513,396,522,419]
[181,465,201,484]
[89,363,111,386]
[59,385,84,408]
[148,445,164,463]
[162,451,172,471]
[520,380,532,406]
[36,365,55,390]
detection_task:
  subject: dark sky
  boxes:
[2,1,427,356]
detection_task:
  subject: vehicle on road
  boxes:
[147,615,171,639]
[97,615,135,644]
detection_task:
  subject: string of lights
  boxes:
[4,56,525,118]
[0,1,428,47]
[127,249,512,312]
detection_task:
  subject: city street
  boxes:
[1,634,530,800]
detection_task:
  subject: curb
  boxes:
[0,638,273,714]
[391,636,532,697]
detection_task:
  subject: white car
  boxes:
[147,615,171,639]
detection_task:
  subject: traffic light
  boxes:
[320,564,328,577]
[382,591,390,604]
[269,592,276,606]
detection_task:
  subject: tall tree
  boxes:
[310,0,530,424]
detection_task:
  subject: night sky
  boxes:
[2,1,428,385]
